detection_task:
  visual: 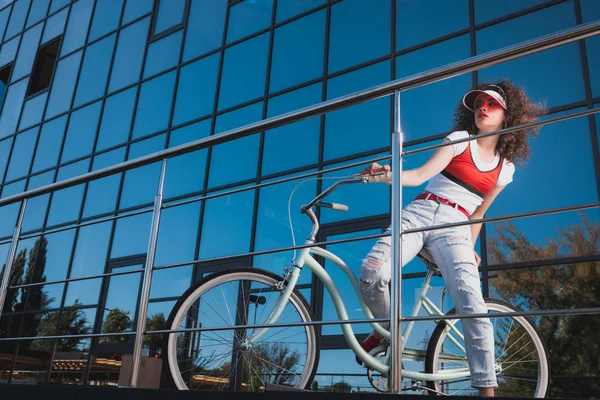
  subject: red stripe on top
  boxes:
[443,143,503,197]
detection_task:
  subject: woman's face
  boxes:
[473,93,506,133]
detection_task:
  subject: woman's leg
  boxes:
[426,228,497,393]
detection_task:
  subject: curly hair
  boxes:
[451,79,546,165]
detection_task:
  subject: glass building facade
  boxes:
[0,0,598,396]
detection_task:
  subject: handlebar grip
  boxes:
[330,203,348,212]
[366,171,392,183]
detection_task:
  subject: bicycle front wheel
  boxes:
[165,268,319,392]
[425,299,549,397]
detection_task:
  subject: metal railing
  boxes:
[0,20,599,393]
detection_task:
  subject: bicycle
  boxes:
[162,174,549,396]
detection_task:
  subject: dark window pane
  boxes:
[226,0,273,43]
[587,36,600,98]
[0,64,10,110]
[328,0,390,73]
[64,278,101,306]
[5,0,30,39]
[108,17,150,93]
[101,268,142,333]
[474,0,547,23]
[163,149,207,199]
[35,230,74,285]
[149,265,191,299]
[26,0,50,28]
[581,0,600,21]
[155,203,200,266]
[122,0,153,24]
[74,34,116,106]
[11,23,43,82]
[46,160,88,227]
[0,36,20,67]
[32,115,66,173]
[209,102,261,187]
[69,221,112,279]
[110,212,151,258]
[96,87,136,151]
[397,35,471,141]
[5,127,37,181]
[198,189,254,259]
[27,37,61,96]
[263,83,320,175]
[19,91,47,130]
[173,52,219,126]
[45,50,82,119]
[15,339,53,374]
[60,100,101,163]
[41,7,67,44]
[183,0,226,61]
[21,171,53,232]
[143,29,182,78]
[10,236,37,288]
[0,78,28,138]
[168,118,211,146]
[24,282,64,310]
[132,71,176,139]
[60,0,94,56]
[269,9,325,93]
[396,0,468,50]
[88,0,123,41]
[218,32,269,110]
[276,0,325,22]
[324,61,390,160]
[82,149,125,218]
[154,0,185,34]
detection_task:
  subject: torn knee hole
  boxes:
[446,235,471,246]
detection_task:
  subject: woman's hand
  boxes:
[363,162,391,176]
[474,250,481,266]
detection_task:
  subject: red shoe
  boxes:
[356,334,382,365]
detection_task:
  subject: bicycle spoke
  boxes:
[500,340,532,365]
[495,332,527,362]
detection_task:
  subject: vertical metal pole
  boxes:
[130,159,167,388]
[390,91,403,393]
[0,199,28,319]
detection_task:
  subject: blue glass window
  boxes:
[0,202,19,238]
[218,32,269,110]
[581,0,600,21]
[19,92,47,130]
[60,0,94,56]
[41,7,67,44]
[122,0,153,25]
[150,265,191,298]
[226,0,273,43]
[168,118,211,146]
[397,35,471,141]
[0,136,12,180]
[110,213,152,258]
[183,0,226,61]
[119,162,161,209]
[155,203,200,266]
[172,52,219,126]
[154,0,185,35]
[108,17,150,93]
[587,36,600,98]
[46,160,88,226]
[132,71,176,139]
[276,0,325,22]
[198,189,254,259]
[263,83,321,175]
[11,23,42,82]
[40,228,75,282]
[0,35,20,67]
[1,178,25,197]
[64,278,101,306]
[49,0,69,13]
[82,147,125,218]
[96,87,135,151]
[60,101,101,163]
[69,220,112,278]
[475,0,548,23]
[21,171,53,232]
[143,29,182,78]
[164,149,207,199]
[0,6,9,40]
[5,127,37,181]
[88,0,123,41]
[45,51,82,119]
[32,115,66,173]
[324,61,390,160]
[269,9,325,93]
[26,0,50,28]
[209,102,262,188]
[74,34,116,107]
[128,133,165,158]
[5,0,30,39]
[0,78,28,138]
[396,0,468,50]
[328,0,390,73]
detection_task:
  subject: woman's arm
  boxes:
[469,184,507,261]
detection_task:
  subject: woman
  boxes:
[359,80,544,396]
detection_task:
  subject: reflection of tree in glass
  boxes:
[488,216,600,398]
[101,308,132,343]
[144,313,166,357]
[243,343,300,390]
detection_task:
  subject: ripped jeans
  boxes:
[359,199,497,388]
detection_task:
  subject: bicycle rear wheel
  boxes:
[425,299,549,397]
[165,268,319,391]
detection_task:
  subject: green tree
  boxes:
[101,308,132,344]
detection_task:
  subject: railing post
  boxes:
[0,199,28,319]
[390,90,403,393]
[129,159,168,388]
